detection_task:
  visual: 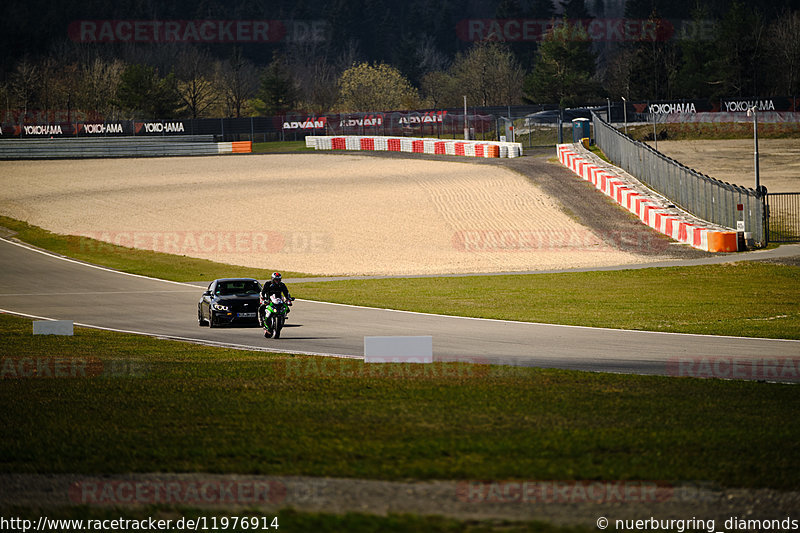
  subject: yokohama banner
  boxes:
[634,97,797,115]
[0,121,191,138]
[720,97,796,113]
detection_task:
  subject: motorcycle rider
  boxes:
[259,272,294,330]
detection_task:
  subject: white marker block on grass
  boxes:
[364,336,433,364]
[33,320,74,336]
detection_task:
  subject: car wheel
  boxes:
[198,305,209,326]
[209,313,217,328]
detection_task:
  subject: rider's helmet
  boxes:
[271,272,282,283]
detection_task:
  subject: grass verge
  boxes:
[587,144,611,163]
[0,216,308,282]
[251,140,314,153]
[1,313,798,489]
[625,121,800,142]
[292,263,800,339]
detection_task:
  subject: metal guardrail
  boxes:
[0,136,222,159]
[591,112,767,245]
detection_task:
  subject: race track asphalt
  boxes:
[2,237,799,382]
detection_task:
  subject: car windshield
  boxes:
[216,280,260,295]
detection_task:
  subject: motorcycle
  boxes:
[259,294,293,339]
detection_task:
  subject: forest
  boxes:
[1,0,799,122]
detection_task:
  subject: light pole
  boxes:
[651,108,658,151]
[607,98,611,124]
[747,105,760,191]
[463,95,469,140]
[621,96,628,135]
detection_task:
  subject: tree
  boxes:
[176,47,221,119]
[613,8,680,100]
[414,34,450,75]
[561,0,591,19]
[708,1,767,98]
[337,62,421,111]
[603,47,637,100]
[220,48,259,117]
[450,42,526,106]
[420,70,458,109]
[79,57,125,121]
[494,0,541,68]
[766,9,800,95]
[523,19,602,106]
[287,50,340,113]
[8,57,40,116]
[254,55,300,116]
[115,64,182,119]
[674,5,717,98]
[419,41,526,108]
[393,33,450,88]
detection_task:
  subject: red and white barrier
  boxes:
[306,135,523,159]
[557,143,738,253]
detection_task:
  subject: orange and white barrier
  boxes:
[217,141,252,154]
[306,135,522,159]
[557,144,738,253]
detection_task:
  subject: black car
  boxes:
[198,278,262,327]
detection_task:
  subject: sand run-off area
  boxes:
[650,139,800,193]
[0,153,659,276]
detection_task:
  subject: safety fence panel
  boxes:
[592,112,766,245]
[767,193,800,242]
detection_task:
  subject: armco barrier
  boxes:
[557,143,738,253]
[0,137,251,159]
[305,136,523,159]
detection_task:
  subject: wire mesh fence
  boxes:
[592,112,767,245]
[767,193,800,242]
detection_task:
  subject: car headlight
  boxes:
[212,303,230,312]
